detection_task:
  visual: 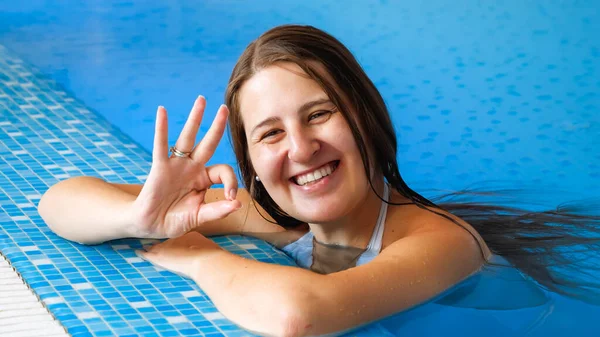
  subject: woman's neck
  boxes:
[308,178,385,249]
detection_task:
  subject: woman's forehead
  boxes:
[238,63,330,121]
[242,64,323,101]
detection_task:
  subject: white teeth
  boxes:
[294,162,337,186]
[314,171,322,180]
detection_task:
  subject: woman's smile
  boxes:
[290,160,341,194]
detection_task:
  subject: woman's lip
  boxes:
[290,160,341,191]
[290,160,339,185]
[290,160,339,182]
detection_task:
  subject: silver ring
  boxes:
[170,146,192,158]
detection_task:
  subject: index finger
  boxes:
[192,104,229,163]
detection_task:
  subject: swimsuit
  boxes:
[281,183,390,273]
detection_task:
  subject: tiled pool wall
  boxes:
[0,44,298,337]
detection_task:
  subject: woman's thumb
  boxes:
[197,200,242,224]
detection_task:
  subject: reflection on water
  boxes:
[352,256,555,336]
[387,257,550,336]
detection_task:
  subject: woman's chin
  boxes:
[289,204,348,224]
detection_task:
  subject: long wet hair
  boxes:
[225,25,600,303]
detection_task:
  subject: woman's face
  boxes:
[238,62,371,223]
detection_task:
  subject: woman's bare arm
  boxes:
[38,177,139,244]
[38,177,285,245]
[158,217,484,337]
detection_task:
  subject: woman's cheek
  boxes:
[252,146,281,180]
[329,123,355,152]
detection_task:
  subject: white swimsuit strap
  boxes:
[365,183,390,252]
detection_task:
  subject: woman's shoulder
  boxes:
[383,191,492,261]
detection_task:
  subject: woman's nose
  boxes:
[287,128,320,163]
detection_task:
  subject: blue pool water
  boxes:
[0,1,598,336]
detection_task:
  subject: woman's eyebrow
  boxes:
[251,116,280,136]
[296,97,332,114]
[250,98,332,136]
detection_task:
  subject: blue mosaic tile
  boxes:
[0,44,296,336]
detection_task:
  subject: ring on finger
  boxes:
[170,146,192,158]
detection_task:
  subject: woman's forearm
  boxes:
[38,176,139,244]
[192,251,323,337]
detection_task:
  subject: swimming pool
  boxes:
[0,1,598,336]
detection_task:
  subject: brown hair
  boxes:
[225,25,600,303]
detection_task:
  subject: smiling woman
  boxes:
[38,25,600,337]
[238,63,374,228]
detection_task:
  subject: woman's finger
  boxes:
[197,200,242,225]
[174,96,206,154]
[193,104,229,163]
[153,106,169,161]
[206,164,239,200]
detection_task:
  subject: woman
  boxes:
[39,25,599,336]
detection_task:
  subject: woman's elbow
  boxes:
[39,176,90,211]
[267,291,325,337]
[270,306,313,337]
[38,177,85,239]
[38,182,60,227]
[38,190,68,242]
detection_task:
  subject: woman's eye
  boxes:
[261,130,281,140]
[309,110,334,121]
